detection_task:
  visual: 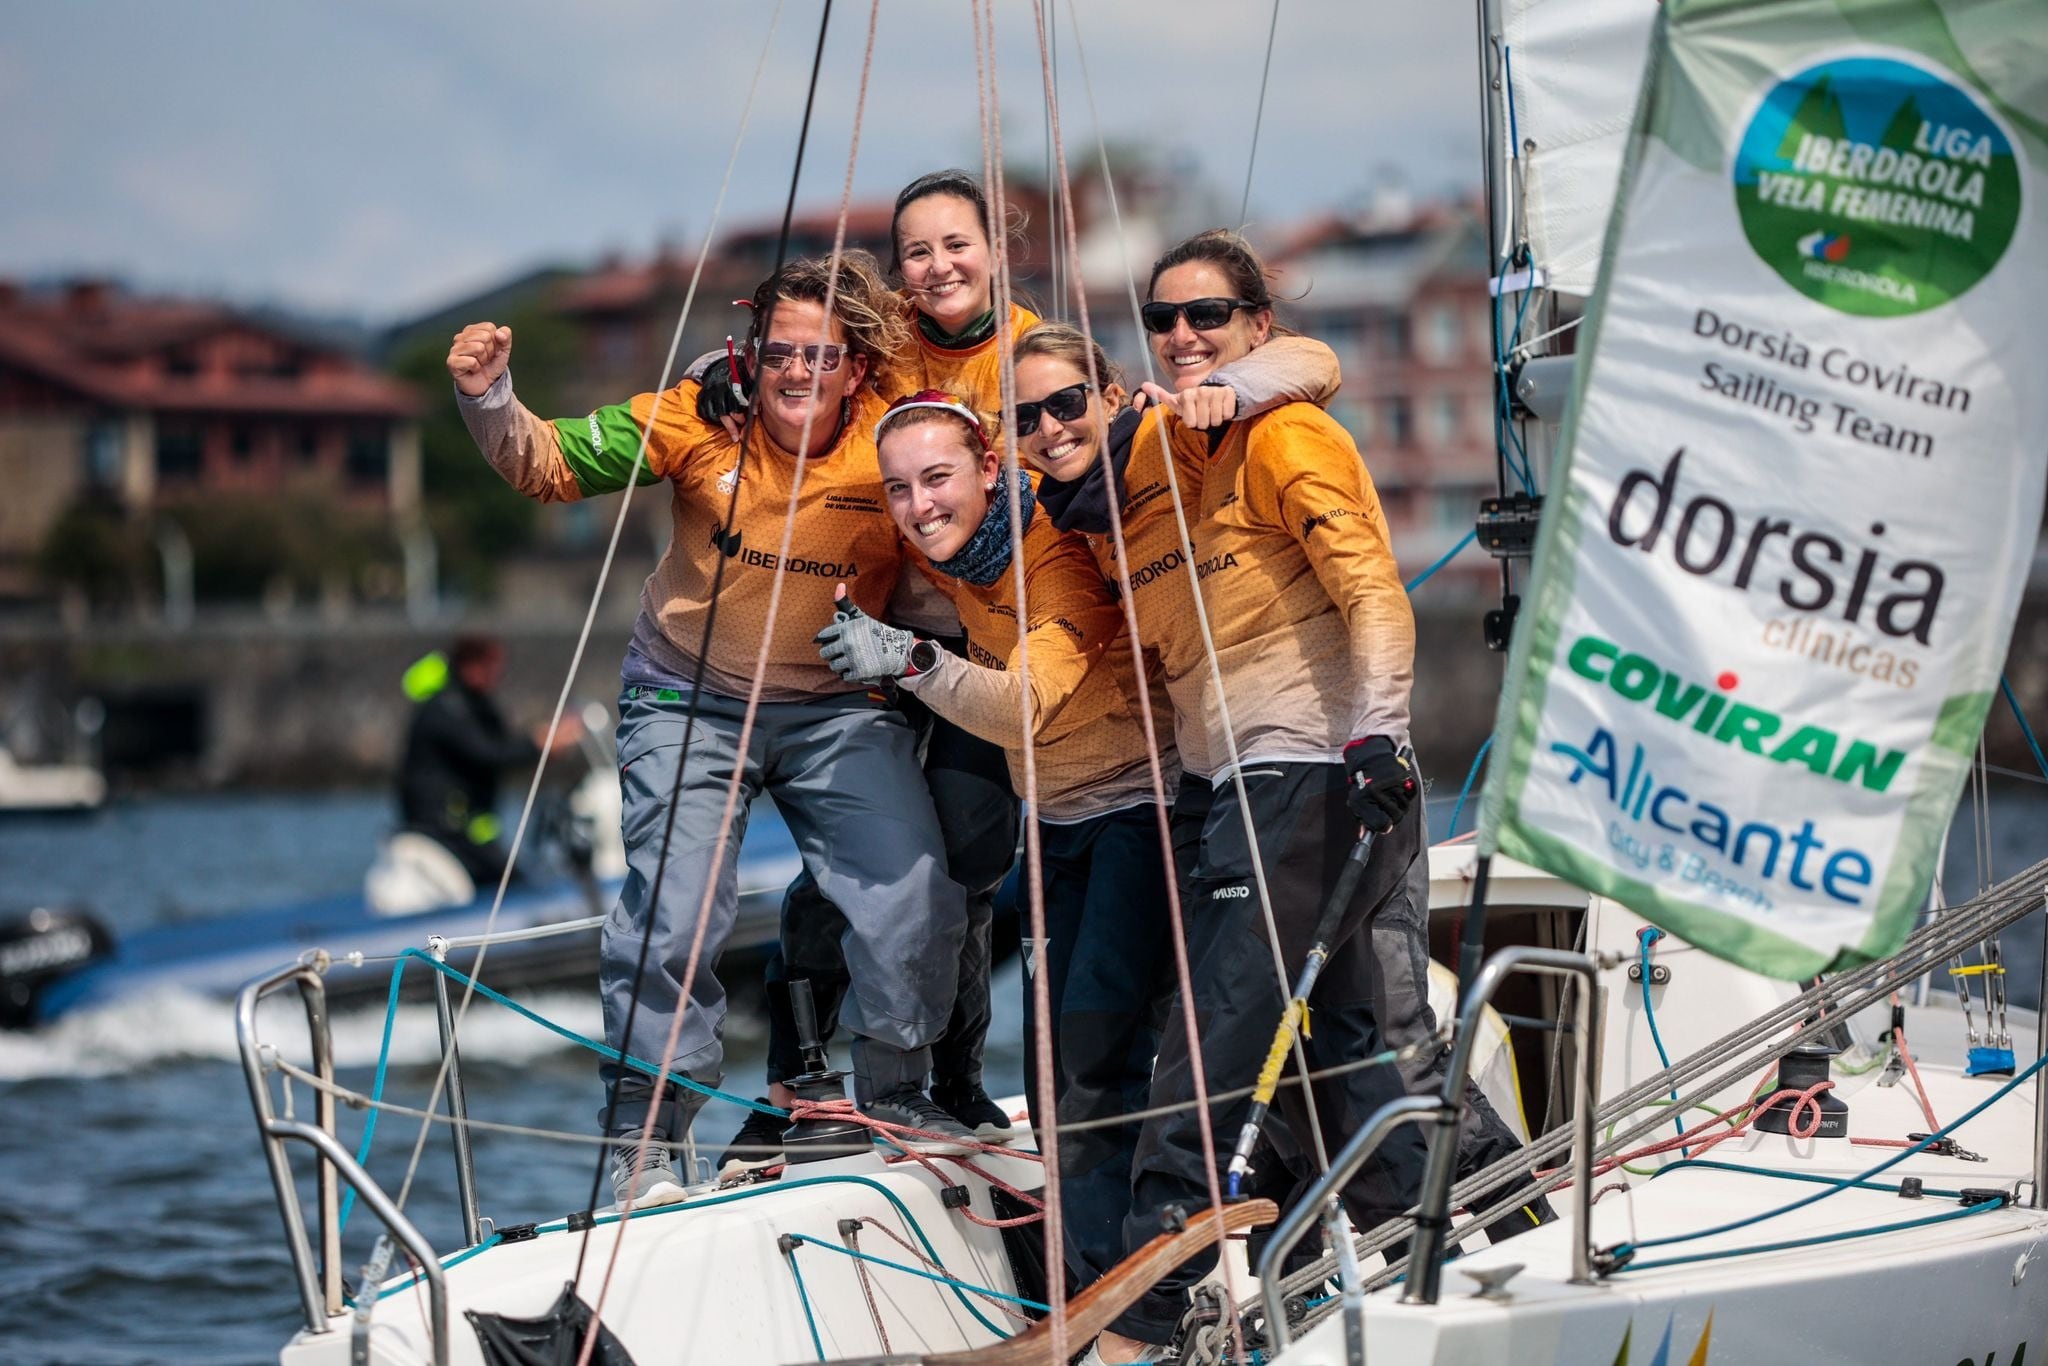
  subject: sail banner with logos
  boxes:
[1478,0,2048,978]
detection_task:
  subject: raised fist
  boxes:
[446,322,513,397]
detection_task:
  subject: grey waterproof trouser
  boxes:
[599,685,967,1138]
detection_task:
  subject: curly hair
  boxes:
[746,249,910,379]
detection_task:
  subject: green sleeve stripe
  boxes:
[553,403,662,496]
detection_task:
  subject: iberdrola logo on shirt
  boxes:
[1733,53,2020,317]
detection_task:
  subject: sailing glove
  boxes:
[815,600,920,683]
[1342,736,1415,832]
[696,356,751,426]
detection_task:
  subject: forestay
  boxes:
[1501,0,1660,295]
[1480,0,2048,978]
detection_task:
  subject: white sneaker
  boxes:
[609,1140,688,1209]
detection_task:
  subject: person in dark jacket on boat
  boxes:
[396,634,579,888]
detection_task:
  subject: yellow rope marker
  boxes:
[1226,830,1376,1197]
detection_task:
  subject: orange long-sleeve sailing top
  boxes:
[458,374,903,702]
[900,513,1170,822]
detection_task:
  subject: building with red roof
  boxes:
[0,280,420,599]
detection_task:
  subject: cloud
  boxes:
[0,1,1490,321]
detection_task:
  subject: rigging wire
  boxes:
[380,0,791,1233]
[567,0,831,1290]
[575,8,886,1352]
[1237,0,1283,229]
[971,0,1069,1348]
[1056,3,1317,1353]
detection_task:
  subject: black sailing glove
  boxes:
[696,354,751,426]
[1342,736,1416,832]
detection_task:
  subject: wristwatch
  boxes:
[906,638,942,676]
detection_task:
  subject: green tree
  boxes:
[390,303,578,599]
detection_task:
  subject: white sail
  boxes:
[1501,0,1661,296]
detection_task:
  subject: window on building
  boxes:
[1386,396,1413,448]
[1429,393,1463,446]
[87,421,124,487]
[164,350,199,379]
[1425,305,1461,363]
[345,429,389,488]
[297,425,321,464]
[156,424,202,482]
[1316,314,1363,352]
[1379,313,1410,359]
[1330,401,1374,450]
[230,424,255,463]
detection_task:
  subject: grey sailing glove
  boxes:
[815,596,918,684]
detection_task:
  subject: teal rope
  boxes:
[2001,675,2048,780]
[1404,528,1477,594]
[1612,1197,2005,1273]
[783,1243,827,1362]
[1637,929,1687,1156]
[397,949,785,1118]
[1607,1051,2047,1259]
[786,1234,1051,1312]
[378,1173,1013,1338]
[1652,1157,1965,1201]
[338,957,409,1235]
[1445,735,1490,839]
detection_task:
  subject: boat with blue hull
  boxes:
[0,792,805,1029]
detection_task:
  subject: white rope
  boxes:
[1060,0,1337,1181]
[578,7,887,1348]
[387,1,791,1220]
[972,1,1069,1350]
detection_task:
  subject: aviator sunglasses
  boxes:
[1139,296,1261,335]
[753,339,847,373]
[1015,382,1093,434]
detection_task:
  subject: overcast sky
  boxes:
[1,1,1482,325]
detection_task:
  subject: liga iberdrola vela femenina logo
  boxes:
[1734,54,2020,317]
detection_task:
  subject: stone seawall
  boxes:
[3,592,2045,798]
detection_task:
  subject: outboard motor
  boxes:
[0,905,114,1028]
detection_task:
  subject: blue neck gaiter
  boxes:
[928,468,1037,587]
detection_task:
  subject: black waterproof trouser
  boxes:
[1025,802,1177,1285]
[1109,761,1549,1345]
[764,706,1020,1090]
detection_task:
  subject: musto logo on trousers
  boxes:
[1734,54,2019,317]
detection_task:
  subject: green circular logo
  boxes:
[1734,55,2019,317]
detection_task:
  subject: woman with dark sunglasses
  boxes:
[445,250,985,1212]
[1084,231,1546,1364]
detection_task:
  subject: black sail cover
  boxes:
[466,1283,636,1366]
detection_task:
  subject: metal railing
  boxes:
[1253,946,1604,1355]
[237,960,448,1365]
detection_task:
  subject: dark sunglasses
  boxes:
[1014,382,1093,433]
[1139,297,1260,335]
[753,339,847,373]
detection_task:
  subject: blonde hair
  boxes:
[747,249,911,380]
[1012,321,1124,393]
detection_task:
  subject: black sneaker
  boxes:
[932,1080,1015,1142]
[861,1085,977,1156]
[717,1101,787,1183]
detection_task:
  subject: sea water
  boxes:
[0,787,2041,1362]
